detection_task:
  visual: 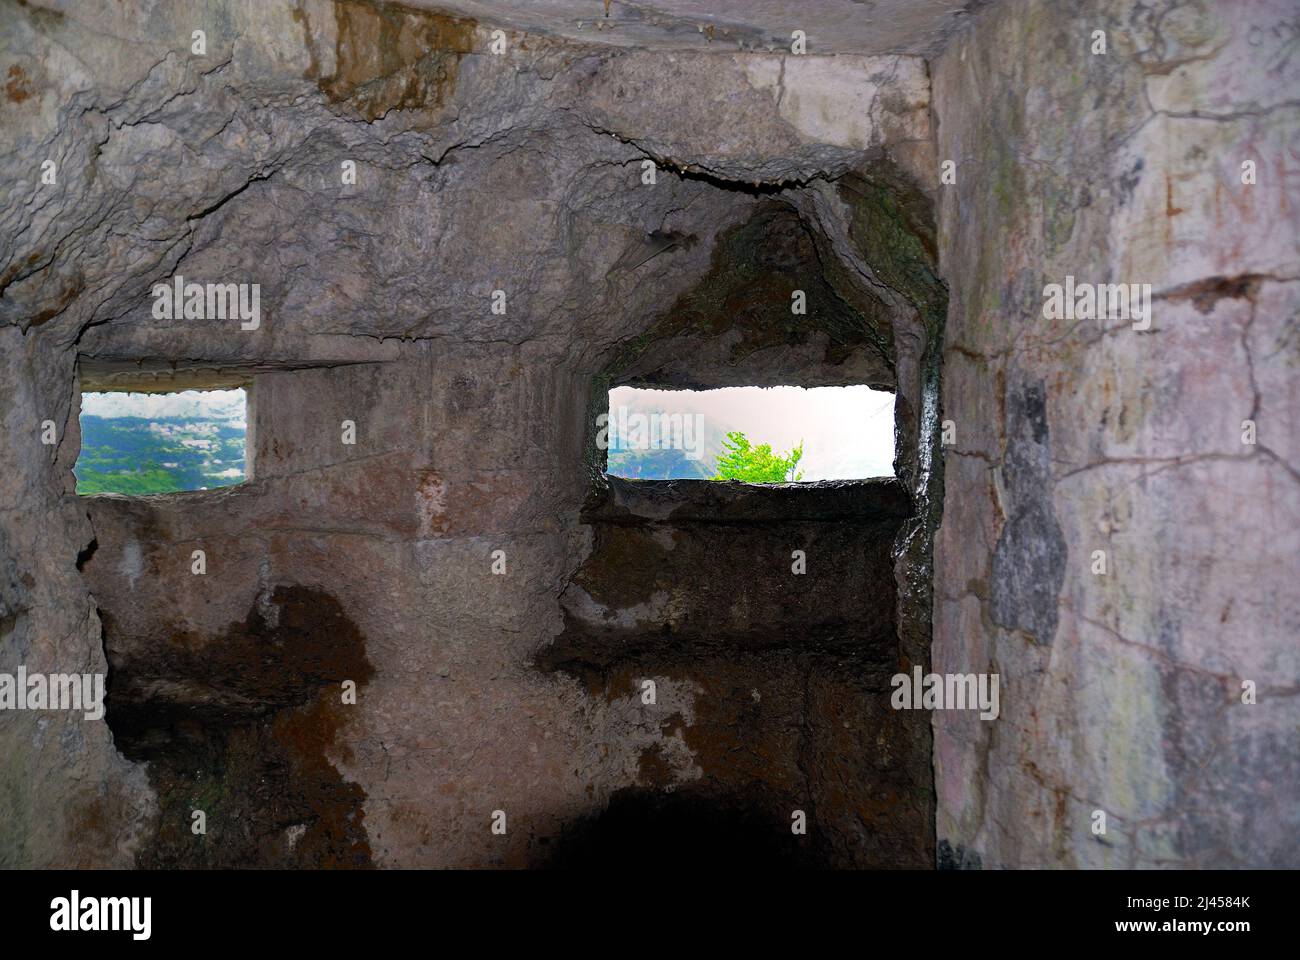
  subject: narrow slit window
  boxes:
[75,388,248,495]
[604,385,895,482]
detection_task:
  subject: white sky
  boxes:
[81,389,246,426]
[608,384,895,480]
[80,386,894,479]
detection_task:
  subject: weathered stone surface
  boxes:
[988,377,1067,645]
[931,0,1300,868]
[414,0,986,56]
[2,0,940,868]
[2,0,1293,871]
[538,476,930,867]
[550,481,907,661]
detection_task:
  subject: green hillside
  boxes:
[605,444,714,479]
[76,415,245,495]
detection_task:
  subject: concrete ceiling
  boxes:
[414,0,985,56]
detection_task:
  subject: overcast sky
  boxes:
[608,385,895,480]
[81,389,246,426]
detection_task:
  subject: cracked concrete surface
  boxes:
[932,0,1300,868]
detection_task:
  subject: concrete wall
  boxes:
[931,0,1300,868]
[1,0,938,867]
[544,477,925,867]
[8,0,1291,872]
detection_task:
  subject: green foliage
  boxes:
[710,431,804,483]
[75,467,185,495]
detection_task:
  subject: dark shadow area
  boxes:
[103,584,374,869]
[543,788,814,869]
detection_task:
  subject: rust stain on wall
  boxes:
[295,0,478,121]
[5,64,33,103]
[105,585,375,868]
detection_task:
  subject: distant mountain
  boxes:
[76,415,245,495]
[604,406,735,480]
[606,445,715,480]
